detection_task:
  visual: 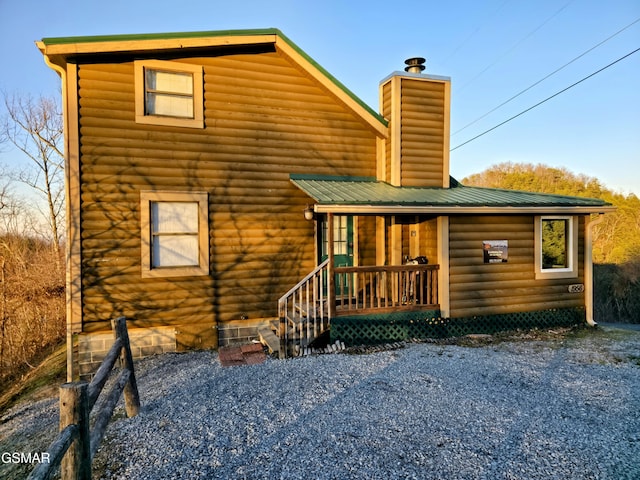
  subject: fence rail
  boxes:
[28,317,140,480]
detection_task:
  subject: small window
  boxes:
[135,60,204,128]
[534,216,578,279]
[141,191,209,278]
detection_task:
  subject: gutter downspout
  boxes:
[39,48,75,381]
[585,214,604,327]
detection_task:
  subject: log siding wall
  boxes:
[76,50,378,333]
[399,78,446,187]
[448,215,585,318]
[379,75,449,188]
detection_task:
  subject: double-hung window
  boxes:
[534,216,578,279]
[135,60,204,128]
[141,191,209,278]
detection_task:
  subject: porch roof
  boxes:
[290,174,615,215]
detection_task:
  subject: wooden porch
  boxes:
[271,260,439,358]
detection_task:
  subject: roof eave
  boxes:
[38,32,279,62]
[274,34,388,136]
[314,204,617,215]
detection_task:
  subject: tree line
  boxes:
[463,162,640,323]
[0,94,65,389]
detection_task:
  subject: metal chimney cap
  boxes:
[404,57,426,73]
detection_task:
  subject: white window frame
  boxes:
[140,191,209,278]
[534,215,578,280]
[134,60,204,128]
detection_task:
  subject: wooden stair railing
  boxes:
[276,258,331,358]
[273,262,440,358]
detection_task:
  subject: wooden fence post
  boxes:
[59,382,90,480]
[111,317,140,417]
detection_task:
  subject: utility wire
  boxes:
[442,0,511,66]
[453,16,640,136]
[450,47,640,152]
[457,0,574,93]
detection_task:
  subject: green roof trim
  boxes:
[40,28,387,127]
[290,174,614,212]
[290,173,376,183]
[273,31,387,126]
[40,28,283,46]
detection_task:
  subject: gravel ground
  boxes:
[2,326,639,480]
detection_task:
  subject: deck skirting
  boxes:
[330,307,585,346]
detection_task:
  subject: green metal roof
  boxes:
[290,174,615,214]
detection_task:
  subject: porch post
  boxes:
[376,216,386,266]
[390,216,403,303]
[437,216,450,318]
[327,212,335,318]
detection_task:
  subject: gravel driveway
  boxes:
[2,326,639,479]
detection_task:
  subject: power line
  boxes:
[442,0,512,66]
[457,0,574,93]
[452,16,640,136]
[450,47,640,152]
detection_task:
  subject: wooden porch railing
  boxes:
[277,262,439,357]
[334,264,439,315]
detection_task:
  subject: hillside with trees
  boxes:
[463,162,640,323]
[1,94,66,391]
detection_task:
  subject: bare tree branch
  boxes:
[1,93,64,272]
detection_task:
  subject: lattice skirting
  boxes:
[330,308,586,346]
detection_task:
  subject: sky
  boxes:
[1,0,639,197]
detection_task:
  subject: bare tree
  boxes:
[1,93,64,271]
[0,173,36,236]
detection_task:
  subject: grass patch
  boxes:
[0,342,66,416]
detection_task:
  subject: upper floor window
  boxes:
[135,60,204,128]
[534,216,578,279]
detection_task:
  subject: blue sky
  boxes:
[1,0,639,196]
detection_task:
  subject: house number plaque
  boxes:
[568,284,584,293]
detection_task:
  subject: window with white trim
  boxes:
[141,191,209,278]
[135,60,204,128]
[534,216,578,279]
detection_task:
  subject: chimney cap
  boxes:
[404,57,426,73]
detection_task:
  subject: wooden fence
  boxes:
[27,317,140,480]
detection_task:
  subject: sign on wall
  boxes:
[483,240,508,263]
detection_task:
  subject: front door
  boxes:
[320,215,354,267]
[320,215,354,295]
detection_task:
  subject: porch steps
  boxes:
[259,317,326,357]
[272,319,315,346]
[257,325,280,355]
[293,301,328,319]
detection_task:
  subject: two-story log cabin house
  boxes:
[38,29,614,377]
